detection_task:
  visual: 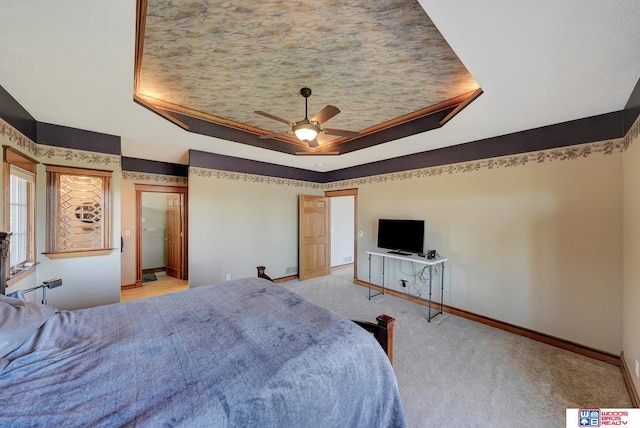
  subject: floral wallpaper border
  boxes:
[122,171,188,186]
[194,114,640,189]
[325,134,629,190]
[36,145,121,166]
[189,167,323,190]
[0,118,121,167]
[623,112,640,150]
[0,118,38,156]
[3,114,640,189]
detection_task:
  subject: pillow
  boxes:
[0,294,57,358]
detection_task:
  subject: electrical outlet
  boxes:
[226,273,231,281]
[635,360,639,378]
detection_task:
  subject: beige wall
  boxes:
[351,146,623,354]
[187,167,323,287]
[2,114,638,365]
[1,120,122,309]
[623,121,640,392]
[185,137,625,354]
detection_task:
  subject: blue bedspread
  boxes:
[0,277,406,427]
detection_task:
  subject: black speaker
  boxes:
[426,250,436,259]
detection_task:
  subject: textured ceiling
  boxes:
[136,0,480,150]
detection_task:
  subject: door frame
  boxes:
[134,184,188,286]
[324,188,358,280]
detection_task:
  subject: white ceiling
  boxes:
[1,0,639,172]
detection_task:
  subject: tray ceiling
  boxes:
[135,0,481,153]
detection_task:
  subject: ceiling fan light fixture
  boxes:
[293,120,319,142]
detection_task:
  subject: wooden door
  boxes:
[135,184,188,287]
[165,194,182,278]
[299,195,330,281]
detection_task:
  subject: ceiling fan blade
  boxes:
[323,128,360,138]
[311,105,340,125]
[307,138,320,148]
[255,111,295,126]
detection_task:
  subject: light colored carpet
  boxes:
[283,267,632,428]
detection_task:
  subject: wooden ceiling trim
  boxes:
[295,151,340,156]
[439,88,484,126]
[133,0,148,96]
[133,95,189,131]
[141,96,312,148]
[363,90,479,134]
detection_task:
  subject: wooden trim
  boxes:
[324,188,358,197]
[134,184,189,287]
[120,283,140,290]
[134,184,188,193]
[43,249,115,259]
[363,91,476,135]
[314,91,478,152]
[353,193,358,282]
[272,274,298,283]
[354,279,621,366]
[324,188,358,282]
[331,263,354,271]
[439,88,484,126]
[45,164,113,176]
[45,166,112,253]
[136,96,305,144]
[621,351,640,407]
[2,157,9,233]
[134,0,148,95]
[295,151,340,155]
[3,147,38,256]
[133,95,190,130]
[3,146,39,173]
[6,264,36,288]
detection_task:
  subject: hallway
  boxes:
[120,271,188,302]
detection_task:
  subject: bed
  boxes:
[0,235,406,427]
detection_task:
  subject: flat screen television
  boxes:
[377,219,424,255]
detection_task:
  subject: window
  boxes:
[46,165,112,256]
[3,147,37,277]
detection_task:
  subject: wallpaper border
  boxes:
[189,116,640,190]
[36,144,121,166]
[122,171,188,186]
[325,135,627,189]
[623,112,640,151]
[189,166,323,189]
[0,117,38,156]
[3,114,639,188]
[0,117,121,167]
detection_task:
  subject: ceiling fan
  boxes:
[255,87,360,148]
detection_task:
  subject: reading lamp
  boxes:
[23,278,63,305]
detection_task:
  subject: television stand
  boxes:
[366,250,447,322]
[387,250,411,256]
